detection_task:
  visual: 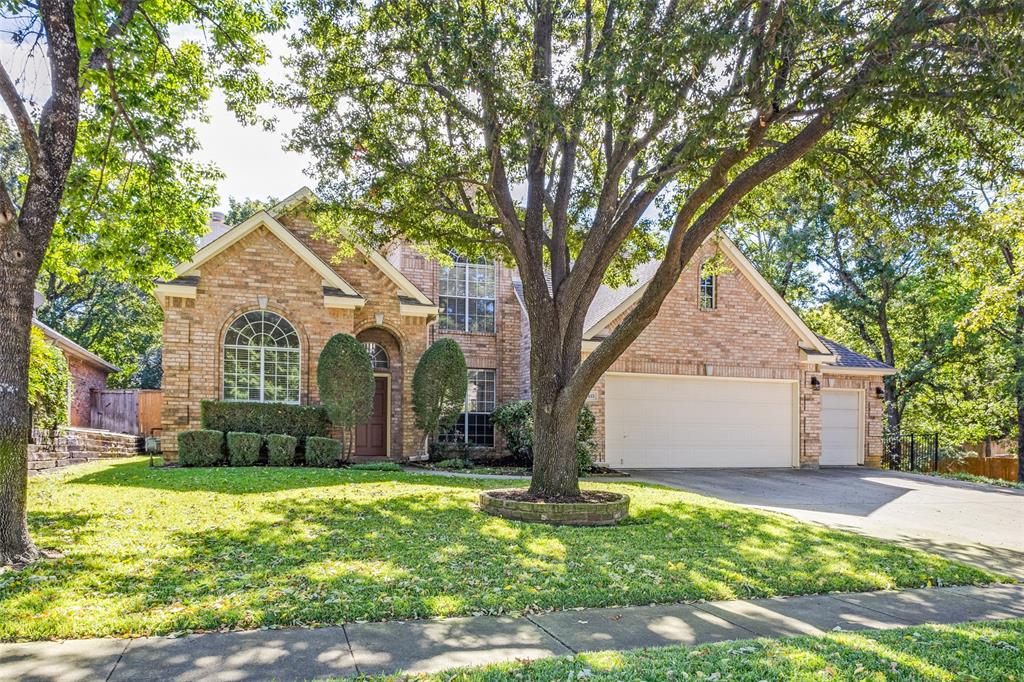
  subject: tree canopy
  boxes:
[286,0,1024,497]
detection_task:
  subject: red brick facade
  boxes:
[159,200,888,466]
[66,356,109,428]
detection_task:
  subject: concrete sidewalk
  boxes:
[2,584,1022,681]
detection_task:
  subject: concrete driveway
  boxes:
[622,468,1024,579]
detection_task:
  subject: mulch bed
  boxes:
[486,489,623,504]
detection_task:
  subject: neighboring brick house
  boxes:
[31,318,119,428]
[156,187,895,467]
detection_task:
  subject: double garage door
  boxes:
[604,375,797,468]
[604,375,863,468]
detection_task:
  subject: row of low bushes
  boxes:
[200,400,331,442]
[178,429,341,467]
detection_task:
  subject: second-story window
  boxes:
[439,256,496,332]
[699,263,717,311]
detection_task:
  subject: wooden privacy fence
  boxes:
[90,389,163,436]
[939,456,1019,483]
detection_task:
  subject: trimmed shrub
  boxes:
[200,401,330,443]
[178,429,225,467]
[267,433,298,466]
[412,339,468,455]
[28,327,70,430]
[227,432,262,466]
[317,334,375,459]
[433,458,472,470]
[349,461,401,472]
[305,436,341,467]
[491,400,596,475]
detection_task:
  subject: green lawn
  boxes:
[930,471,1024,490]
[0,458,1004,641]
[364,619,1024,681]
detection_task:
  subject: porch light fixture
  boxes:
[257,295,269,309]
[810,376,821,390]
[875,386,885,399]
[374,312,385,325]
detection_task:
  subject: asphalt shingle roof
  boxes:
[817,336,894,371]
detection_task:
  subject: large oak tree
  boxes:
[286,0,1024,499]
[0,0,282,567]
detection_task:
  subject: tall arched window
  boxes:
[223,311,301,403]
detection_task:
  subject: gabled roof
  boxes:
[267,187,434,306]
[819,336,897,375]
[582,235,832,356]
[33,319,119,374]
[174,209,361,297]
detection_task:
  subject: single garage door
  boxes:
[821,389,861,466]
[604,374,796,468]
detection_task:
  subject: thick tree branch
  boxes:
[0,61,43,173]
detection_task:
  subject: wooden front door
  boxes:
[355,376,388,457]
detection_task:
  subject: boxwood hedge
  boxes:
[267,433,298,466]
[227,432,262,466]
[200,401,330,443]
[178,429,225,467]
[305,436,341,467]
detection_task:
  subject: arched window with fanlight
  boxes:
[363,342,389,371]
[223,311,301,403]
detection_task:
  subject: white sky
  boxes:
[0,26,311,212]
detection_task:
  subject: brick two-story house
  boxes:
[156,187,894,467]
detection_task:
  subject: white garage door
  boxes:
[821,390,861,466]
[604,374,796,468]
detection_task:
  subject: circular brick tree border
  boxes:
[479,490,630,526]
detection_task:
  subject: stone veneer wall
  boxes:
[29,427,142,474]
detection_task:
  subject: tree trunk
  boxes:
[0,257,40,567]
[529,385,582,498]
[526,308,584,499]
[883,381,901,437]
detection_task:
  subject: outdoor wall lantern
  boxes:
[875,386,885,399]
[810,376,821,390]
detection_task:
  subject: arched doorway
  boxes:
[355,328,402,458]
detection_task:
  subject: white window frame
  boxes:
[699,264,717,311]
[363,342,390,370]
[447,368,496,446]
[222,311,302,404]
[439,257,496,333]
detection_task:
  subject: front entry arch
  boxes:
[354,327,402,458]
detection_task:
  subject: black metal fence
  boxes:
[882,432,940,472]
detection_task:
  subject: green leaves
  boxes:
[317,333,376,431]
[412,338,469,440]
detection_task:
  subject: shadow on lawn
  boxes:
[5,482,992,641]
[66,459,502,495]
[513,620,1024,681]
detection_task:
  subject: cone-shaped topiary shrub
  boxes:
[227,432,262,466]
[178,429,225,467]
[267,433,298,466]
[317,333,375,460]
[412,338,468,456]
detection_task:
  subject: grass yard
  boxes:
[364,619,1024,681]
[0,458,1004,641]
[929,471,1024,490]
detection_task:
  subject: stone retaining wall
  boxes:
[29,427,143,474]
